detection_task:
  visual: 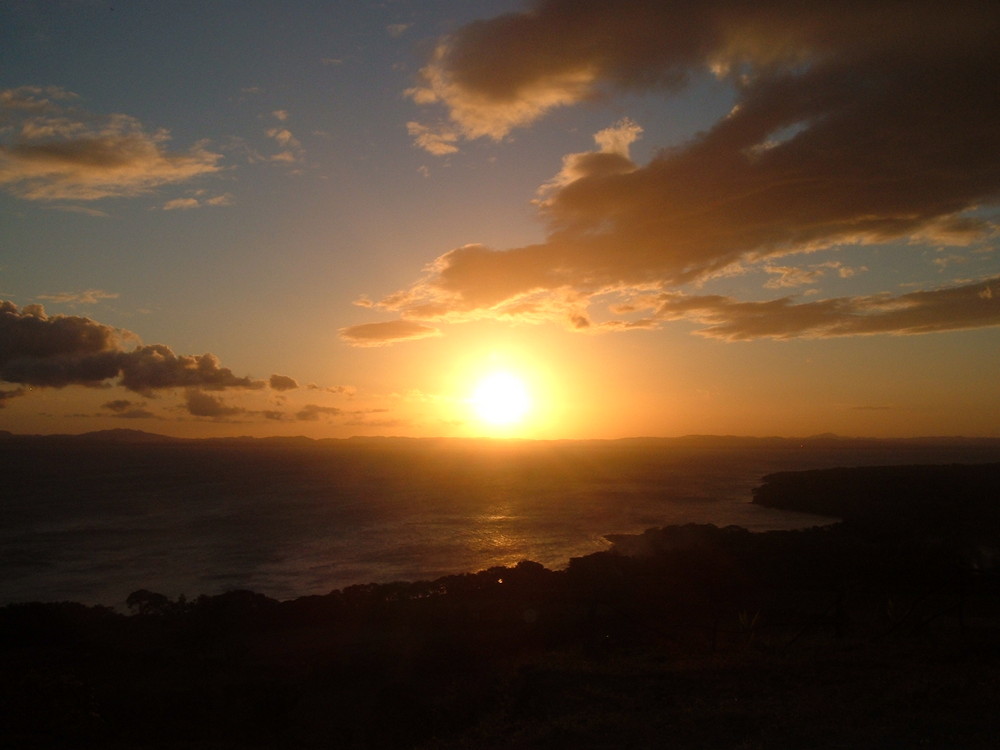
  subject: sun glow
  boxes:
[470,371,532,426]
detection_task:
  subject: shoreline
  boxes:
[4,462,1000,747]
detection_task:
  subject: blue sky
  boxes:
[2,1,998,438]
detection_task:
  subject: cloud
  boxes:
[295,404,343,421]
[37,289,118,305]
[163,192,234,210]
[0,387,25,407]
[761,261,863,289]
[269,373,299,391]
[339,319,442,347]
[0,86,222,200]
[264,125,304,163]
[0,300,266,393]
[117,345,265,396]
[102,399,137,413]
[377,1,1000,340]
[101,398,156,419]
[184,389,244,418]
[307,383,356,395]
[50,205,109,218]
[409,1,998,143]
[162,197,200,210]
[762,265,828,289]
[266,128,300,148]
[406,121,460,156]
[0,300,125,387]
[386,23,411,38]
[647,276,1000,341]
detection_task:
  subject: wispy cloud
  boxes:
[162,192,233,210]
[294,404,343,421]
[263,110,305,163]
[101,398,157,419]
[269,373,299,391]
[647,276,1000,340]
[184,389,244,418]
[37,289,118,305]
[406,121,460,156]
[340,319,442,347]
[0,86,222,201]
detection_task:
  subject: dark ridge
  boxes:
[3,429,1000,450]
[752,462,1000,534]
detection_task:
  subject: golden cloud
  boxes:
[375,0,1000,340]
[0,87,221,200]
[339,319,442,347]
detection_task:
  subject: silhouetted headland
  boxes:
[3,452,1000,748]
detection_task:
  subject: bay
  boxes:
[4,434,999,608]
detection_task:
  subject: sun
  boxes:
[470,371,532,426]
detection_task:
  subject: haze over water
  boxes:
[6,434,999,608]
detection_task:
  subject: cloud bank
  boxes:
[373,0,1000,341]
[0,301,264,396]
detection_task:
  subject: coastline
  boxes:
[4,462,1000,747]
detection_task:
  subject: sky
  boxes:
[1,0,998,440]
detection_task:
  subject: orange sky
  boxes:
[1,1,998,439]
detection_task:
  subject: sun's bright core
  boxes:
[470,371,532,426]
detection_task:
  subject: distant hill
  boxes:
[752,463,1000,537]
[1,429,999,451]
[71,429,182,443]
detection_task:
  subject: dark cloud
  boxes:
[0,301,125,387]
[339,319,442,347]
[102,399,139,413]
[117,346,264,396]
[101,398,156,419]
[409,1,998,144]
[0,87,221,201]
[269,373,299,391]
[648,276,1000,340]
[184,390,244,418]
[295,404,343,421]
[1,301,265,393]
[381,0,1000,340]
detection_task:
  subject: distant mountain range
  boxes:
[1,428,999,448]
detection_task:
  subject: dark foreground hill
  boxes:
[3,464,1000,748]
